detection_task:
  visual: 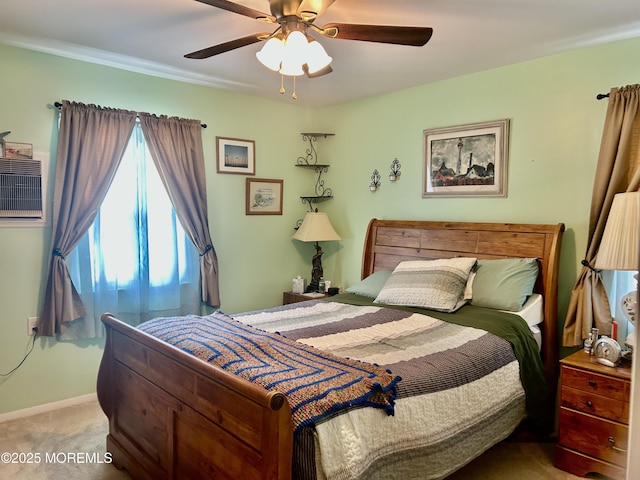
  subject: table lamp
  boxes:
[594,191,639,358]
[293,211,341,292]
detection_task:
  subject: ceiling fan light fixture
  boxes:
[283,30,308,62]
[305,39,332,74]
[279,57,305,77]
[256,37,285,71]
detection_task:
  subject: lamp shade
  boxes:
[594,191,640,270]
[293,212,341,242]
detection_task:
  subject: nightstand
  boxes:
[282,291,328,305]
[555,349,631,480]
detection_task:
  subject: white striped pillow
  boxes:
[373,258,477,312]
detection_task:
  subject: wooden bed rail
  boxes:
[97,313,293,480]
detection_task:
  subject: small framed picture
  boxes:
[216,136,255,175]
[4,142,33,160]
[246,178,283,215]
[423,119,509,198]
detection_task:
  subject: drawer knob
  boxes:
[585,400,593,408]
[588,380,597,387]
[608,436,627,454]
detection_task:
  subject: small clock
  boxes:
[593,336,622,367]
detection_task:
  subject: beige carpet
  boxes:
[0,399,586,479]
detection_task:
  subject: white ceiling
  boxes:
[1,0,639,108]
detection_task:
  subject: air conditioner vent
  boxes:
[0,157,43,218]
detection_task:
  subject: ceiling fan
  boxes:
[185,0,433,94]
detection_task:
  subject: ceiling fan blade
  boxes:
[304,64,333,78]
[320,23,433,46]
[194,0,275,22]
[185,33,270,59]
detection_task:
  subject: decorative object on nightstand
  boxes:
[292,275,306,294]
[555,350,631,480]
[593,335,622,367]
[594,190,639,362]
[293,211,340,292]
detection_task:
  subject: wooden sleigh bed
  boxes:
[97,219,564,480]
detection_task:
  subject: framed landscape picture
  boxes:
[4,142,33,159]
[216,136,255,175]
[246,178,283,215]
[423,119,509,197]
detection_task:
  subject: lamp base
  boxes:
[308,242,324,292]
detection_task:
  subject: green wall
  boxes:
[315,38,640,296]
[0,37,638,414]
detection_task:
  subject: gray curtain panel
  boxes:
[39,101,137,338]
[138,113,220,308]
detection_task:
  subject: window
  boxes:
[68,124,200,325]
[601,269,637,346]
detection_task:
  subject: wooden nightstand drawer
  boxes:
[555,350,631,480]
[560,385,628,423]
[561,365,627,401]
[558,407,628,467]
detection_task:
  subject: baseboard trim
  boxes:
[0,392,97,423]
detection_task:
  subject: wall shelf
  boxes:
[295,134,334,227]
[296,133,334,166]
[296,133,334,211]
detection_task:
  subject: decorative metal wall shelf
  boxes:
[297,133,335,166]
[297,132,334,207]
[296,164,332,209]
[295,133,335,227]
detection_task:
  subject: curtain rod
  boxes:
[596,93,609,100]
[53,102,207,128]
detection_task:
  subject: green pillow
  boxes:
[346,270,393,298]
[471,258,539,311]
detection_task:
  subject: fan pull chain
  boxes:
[277,75,297,100]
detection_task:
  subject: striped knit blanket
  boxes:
[138,311,401,433]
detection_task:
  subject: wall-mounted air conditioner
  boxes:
[0,151,49,227]
[0,157,43,218]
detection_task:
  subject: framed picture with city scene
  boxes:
[422,119,509,197]
[216,136,255,175]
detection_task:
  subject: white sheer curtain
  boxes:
[601,270,637,348]
[67,124,200,329]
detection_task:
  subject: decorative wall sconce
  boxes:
[389,158,401,181]
[370,169,381,191]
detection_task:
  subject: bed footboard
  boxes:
[96,313,293,480]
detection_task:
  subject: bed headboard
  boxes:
[361,219,565,396]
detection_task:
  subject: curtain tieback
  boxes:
[200,244,213,257]
[581,259,600,272]
[53,248,66,260]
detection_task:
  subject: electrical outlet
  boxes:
[27,316,38,336]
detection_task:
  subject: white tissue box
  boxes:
[292,277,306,294]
